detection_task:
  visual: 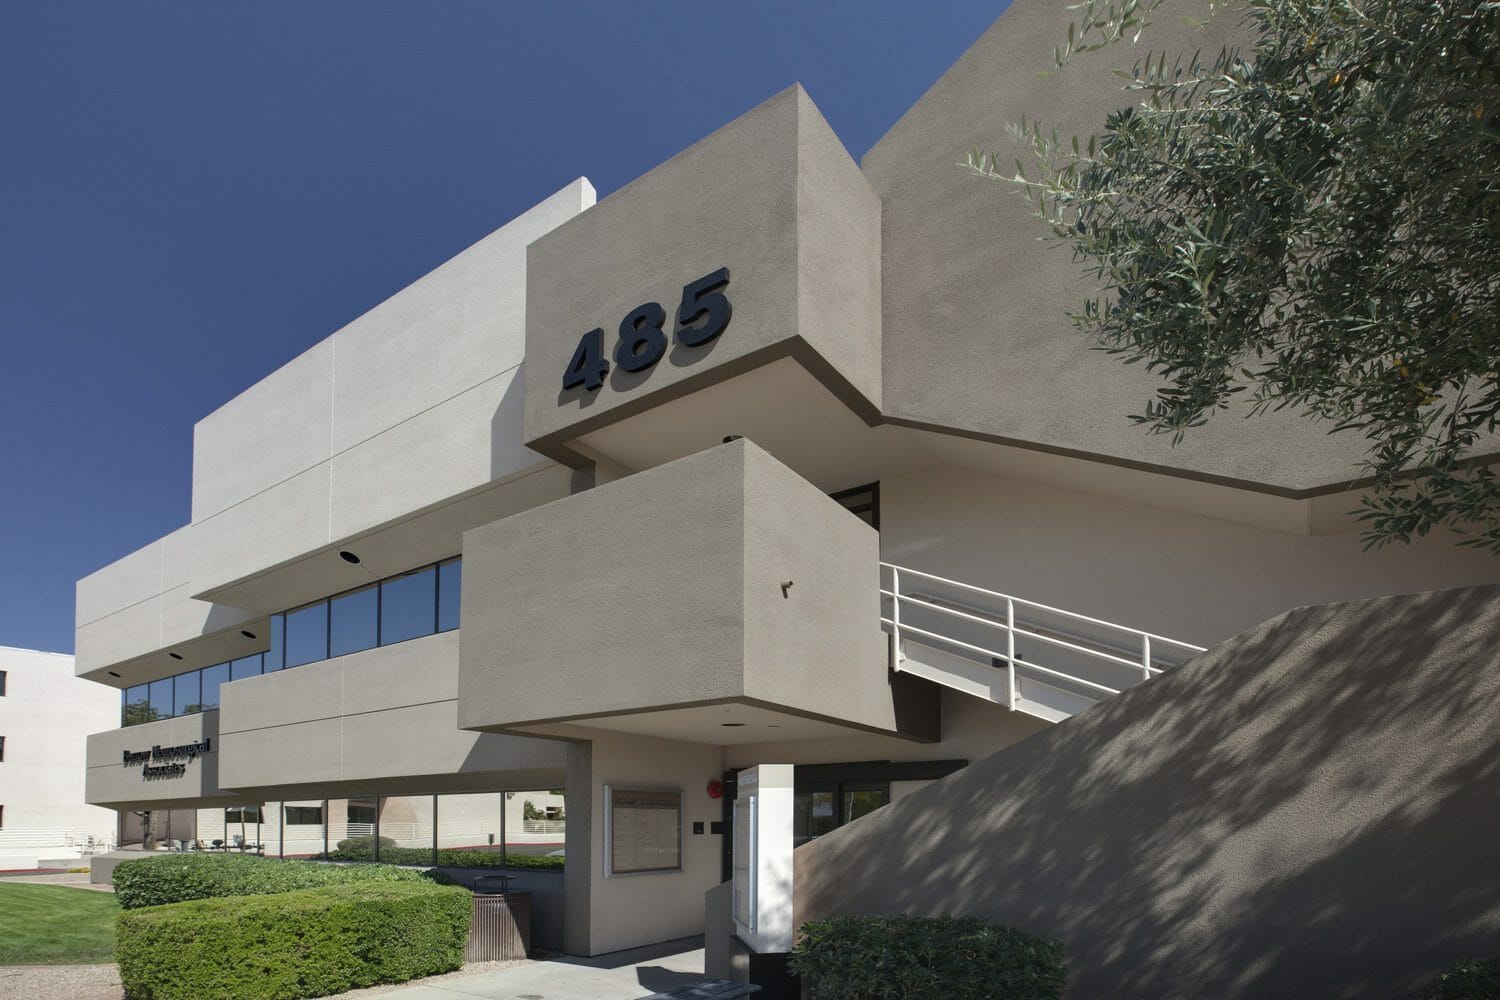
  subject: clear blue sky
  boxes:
[0,2,1007,654]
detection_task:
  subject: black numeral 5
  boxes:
[676,267,732,348]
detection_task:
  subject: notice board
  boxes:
[606,787,682,876]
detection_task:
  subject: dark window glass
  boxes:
[174,671,201,716]
[437,559,462,633]
[330,585,378,658]
[843,787,888,824]
[123,685,153,726]
[284,805,323,825]
[226,805,262,824]
[267,614,285,671]
[229,655,262,682]
[149,677,174,720]
[347,800,376,826]
[0,670,6,695]
[380,567,436,646]
[1,736,6,762]
[794,790,838,848]
[284,603,329,668]
[829,482,880,530]
[200,663,230,711]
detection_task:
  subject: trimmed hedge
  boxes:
[790,915,1066,1000]
[113,854,425,910]
[1421,959,1500,999]
[116,881,470,1000]
[323,836,565,870]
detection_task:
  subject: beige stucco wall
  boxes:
[217,630,567,799]
[566,729,727,956]
[794,584,1500,998]
[880,463,1500,651]
[74,524,265,684]
[85,711,235,811]
[863,0,1405,494]
[459,439,919,739]
[523,85,881,463]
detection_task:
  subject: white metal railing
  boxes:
[0,830,115,854]
[880,563,1206,713]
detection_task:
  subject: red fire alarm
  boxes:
[706,780,724,800]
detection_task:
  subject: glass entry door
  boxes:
[793,779,889,847]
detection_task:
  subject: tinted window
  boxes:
[284,603,329,668]
[149,677,174,720]
[200,662,230,711]
[437,559,461,633]
[230,655,262,682]
[380,567,435,646]
[267,614,285,671]
[330,585,378,658]
[123,685,152,726]
[174,671,201,716]
[284,805,323,825]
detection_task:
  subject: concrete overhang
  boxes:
[523,85,882,469]
[457,438,939,744]
[86,712,237,811]
[190,463,573,614]
[217,630,570,798]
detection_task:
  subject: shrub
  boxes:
[789,915,1066,1000]
[1421,959,1500,1000]
[328,835,396,861]
[112,854,424,910]
[319,842,565,870]
[116,881,470,1000]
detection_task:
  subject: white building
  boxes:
[70,3,1498,996]
[0,646,119,867]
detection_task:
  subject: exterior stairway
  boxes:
[880,563,1204,722]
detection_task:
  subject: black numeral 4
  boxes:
[562,328,608,391]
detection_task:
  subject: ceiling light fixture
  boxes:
[339,550,361,565]
[240,630,256,639]
[168,652,183,661]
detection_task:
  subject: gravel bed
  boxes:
[0,963,122,1000]
[0,958,531,1000]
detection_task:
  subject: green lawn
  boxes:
[0,883,119,965]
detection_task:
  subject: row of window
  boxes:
[122,557,461,727]
[124,791,564,869]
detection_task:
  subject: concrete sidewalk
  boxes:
[343,937,714,1000]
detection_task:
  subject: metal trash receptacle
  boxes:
[467,876,530,962]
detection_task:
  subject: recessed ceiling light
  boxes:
[240,630,256,639]
[107,671,121,678]
[339,550,361,565]
[721,722,746,728]
[168,652,183,661]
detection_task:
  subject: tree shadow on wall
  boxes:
[794,585,1500,999]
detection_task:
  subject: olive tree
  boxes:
[970,0,1500,550]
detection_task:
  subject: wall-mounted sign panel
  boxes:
[733,764,794,954]
[604,786,683,877]
[523,85,882,467]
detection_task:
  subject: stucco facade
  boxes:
[0,647,119,866]
[74,0,1496,992]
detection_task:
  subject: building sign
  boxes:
[561,268,732,393]
[122,738,211,780]
[604,786,682,876]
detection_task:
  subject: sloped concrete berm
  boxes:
[793,585,1500,999]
